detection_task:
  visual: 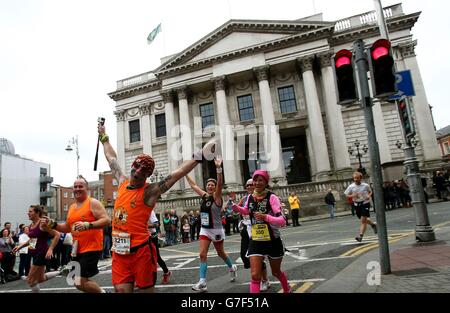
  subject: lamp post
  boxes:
[65,135,80,177]
[348,139,368,175]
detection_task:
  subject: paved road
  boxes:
[1,201,449,293]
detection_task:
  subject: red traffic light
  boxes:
[371,39,391,61]
[335,49,352,68]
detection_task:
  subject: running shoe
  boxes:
[59,266,71,277]
[355,236,363,242]
[192,280,208,292]
[162,271,172,284]
[260,280,271,292]
[229,264,237,282]
[371,223,378,234]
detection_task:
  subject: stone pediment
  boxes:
[156,19,333,72]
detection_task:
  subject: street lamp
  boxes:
[348,139,368,175]
[65,135,80,177]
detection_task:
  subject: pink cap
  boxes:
[252,170,269,183]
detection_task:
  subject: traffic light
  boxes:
[397,97,415,139]
[369,39,397,98]
[333,49,358,105]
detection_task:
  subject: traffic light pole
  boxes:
[353,39,391,275]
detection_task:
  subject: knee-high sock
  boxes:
[224,256,233,269]
[278,271,290,293]
[199,262,207,280]
[250,280,261,293]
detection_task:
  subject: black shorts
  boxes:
[73,251,101,278]
[247,237,285,259]
[31,253,48,266]
[354,202,371,219]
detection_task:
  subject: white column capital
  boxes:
[212,76,227,91]
[297,56,314,73]
[253,65,270,82]
[139,103,151,116]
[317,51,334,68]
[398,40,417,59]
[114,110,126,122]
[175,86,189,100]
[160,89,174,103]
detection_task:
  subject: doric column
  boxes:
[318,52,352,176]
[139,103,152,156]
[113,110,126,172]
[254,66,286,184]
[212,76,239,187]
[399,41,442,163]
[161,90,181,192]
[298,56,331,180]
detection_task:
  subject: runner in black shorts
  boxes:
[344,172,378,242]
[231,170,291,293]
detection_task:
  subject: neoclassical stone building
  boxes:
[108,3,444,205]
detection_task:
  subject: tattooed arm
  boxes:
[98,124,127,185]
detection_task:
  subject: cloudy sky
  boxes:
[1,0,449,187]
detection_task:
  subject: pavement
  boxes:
[313,210,450,293]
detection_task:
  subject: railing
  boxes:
[156,178,354,213]
[116,72,156,89]
[334,3,402,32]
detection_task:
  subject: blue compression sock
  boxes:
[200,262,208,279]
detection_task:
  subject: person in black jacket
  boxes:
[324,189,336,219]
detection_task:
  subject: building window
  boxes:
[237,95,255,121]
[113,191,118,200]
[63,192,68,198]
[129,120,141,143]
[200,103,215,129]
[70,192,74,199]
[278,86,297,113]
[64,204,68,211]
[155,114,166,137]
[444,142,450,155]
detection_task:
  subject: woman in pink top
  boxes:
[231,170,291,293]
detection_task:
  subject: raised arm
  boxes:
[98,123,127,185]
[213,156,223,204]
[186,175,206,197]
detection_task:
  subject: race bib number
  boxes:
[201,212,210,227]
[251,224,271,241]
[112,231,131,255]
[29,238,37,250]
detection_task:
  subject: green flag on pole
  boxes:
[147,23,162,45]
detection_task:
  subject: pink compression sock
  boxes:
[278,271,291,293]
[250,280,261,293]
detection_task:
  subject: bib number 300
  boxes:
[251,224,270,241]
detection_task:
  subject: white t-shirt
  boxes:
[344,182,371,204]
[18,233,30,254]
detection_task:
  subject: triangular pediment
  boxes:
[156,19,333,72]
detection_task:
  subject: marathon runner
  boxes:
[12,205,61,293]
[98,122,214,293]
[231,170,291,293]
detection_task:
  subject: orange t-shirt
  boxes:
[67,197,103,253]
[113,180,153,248]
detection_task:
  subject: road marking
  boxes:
[285,248,308,260]
[278,283,296,293]
[295,282,314,293]
[172,258,197,269]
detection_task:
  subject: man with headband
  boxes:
[98,123,215,293]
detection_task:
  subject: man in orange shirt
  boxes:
[43,175,110,293]
[98,123,215,293]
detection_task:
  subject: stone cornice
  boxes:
[330,12,420,46]
[398,40,417,59]
[317,51,334,68]
[108,80,161,101]
[155,26,334,80]
[157,20,333,72]
[297,56,314,73]
[253,66,270,82]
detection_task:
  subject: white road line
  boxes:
[172,258,197,269]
